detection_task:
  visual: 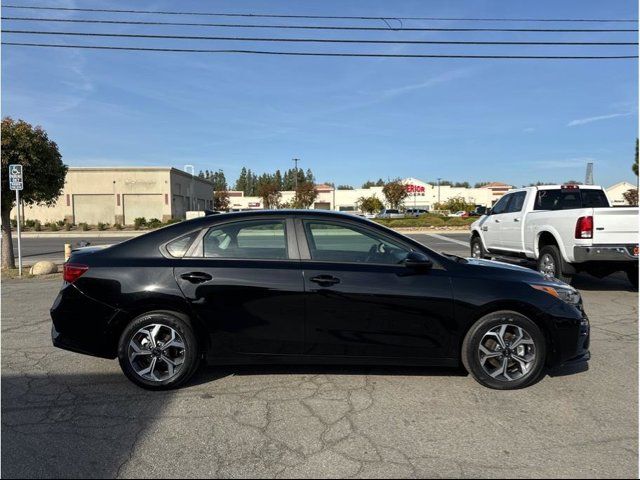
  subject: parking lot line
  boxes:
[425,232,470,248]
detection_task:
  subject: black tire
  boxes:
[461,311,546,390]
[118,310,200,390]
[626,265,639,289]
[470,235,487,259]
[537,245,572,284]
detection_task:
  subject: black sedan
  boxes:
[51,210,590,390]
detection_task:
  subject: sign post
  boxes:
[9,164,24,276]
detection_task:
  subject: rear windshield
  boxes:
[534,189,609,210]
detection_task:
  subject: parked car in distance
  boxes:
[469,206,488,217]
[405,208,429,217]
[52,210,589,391]
[470,184,639,286]
[448,210,469,218]
[375,208,404,219]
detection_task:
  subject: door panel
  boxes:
[500,191,527,250]
[175,260,305,356]
[481,193,512,249]
[302,263,455,358]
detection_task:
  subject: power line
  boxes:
[3,5,637,23]
[3,17,637,33]
[5,30,637,46]
[3,42,637,59]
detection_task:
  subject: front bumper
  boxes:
[573,245,638,263]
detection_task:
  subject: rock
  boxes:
[29,261,58,276]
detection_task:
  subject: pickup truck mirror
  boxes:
[486,208,493,215]
[404,251,433,271]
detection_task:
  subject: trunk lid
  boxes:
[592,207,639,244]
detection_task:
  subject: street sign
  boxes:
[9,164,23,191]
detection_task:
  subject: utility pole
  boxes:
[437,177,442,205]
[293,158,299,191]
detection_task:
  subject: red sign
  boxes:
[405,184,425,193]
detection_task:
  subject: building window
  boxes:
[116,194,121,206]
[66,194,70,206]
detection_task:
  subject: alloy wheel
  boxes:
[539,253,556,277]
[478,324,536,382]
[128,324,186,382]
[472,242,482,258]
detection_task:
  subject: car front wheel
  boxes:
[118,311,200,390]
[461,311,546,390]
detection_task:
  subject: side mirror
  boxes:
[486,208,493,216]
[404,251,433,271]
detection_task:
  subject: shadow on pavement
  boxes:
[571,272,636,292]
[1,372,169,479]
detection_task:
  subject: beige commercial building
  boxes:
[228,177,508,212]
[12,167,214,225]
[606,181,637,206]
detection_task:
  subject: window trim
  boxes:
[296,217,418,267]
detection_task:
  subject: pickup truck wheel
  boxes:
[538,245,572,284]
[626,265,638,289]
[471,236,487,259]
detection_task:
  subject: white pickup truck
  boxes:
[470,184,639,287]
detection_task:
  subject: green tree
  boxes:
[356,195,384,214]
[474,182,490,188]
[209,169,227,191]
[235,167,248,193]
[292,182,318,209]
[382,179,408,209]
[1,118,67,269]
[337,185,354,190]
[623,188,638,206]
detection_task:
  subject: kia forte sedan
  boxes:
[51,210,589,390]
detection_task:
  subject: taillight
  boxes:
[63,263,88,283]
[575,216,593,239]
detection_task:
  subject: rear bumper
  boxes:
[50,284,119,359]
[573,245,638,263]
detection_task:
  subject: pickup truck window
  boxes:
[491,194,511,214]
[506,192,527,213]
[534,189,610,210]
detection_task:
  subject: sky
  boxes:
[2,0,638,188]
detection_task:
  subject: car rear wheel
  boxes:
[461,311,546,390]
[118,311,200,390]
[470,235,487,259]
[538,245,572,284]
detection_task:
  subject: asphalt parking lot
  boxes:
[2,233,638,478]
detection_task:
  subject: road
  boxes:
[3,231,638,478]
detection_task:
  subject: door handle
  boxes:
[310,275,340,287]
[180,272,213,284]
[514,218,520,222]
[494,219,501,223]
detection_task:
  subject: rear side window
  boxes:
[166,232,198,258]
[534,189,608,210]
[202,220,288,260]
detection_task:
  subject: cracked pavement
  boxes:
[2,272,637,478]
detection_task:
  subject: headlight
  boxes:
[530,284,582,306]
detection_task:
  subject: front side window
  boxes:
[304,221,410,265]
[491,194,511,215]
[202,220,288,260]
[506,192,527,213]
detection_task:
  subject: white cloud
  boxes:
[567,112,633,127]
[523,127,535,133]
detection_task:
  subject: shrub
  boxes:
[56,220,66,227]
[10,218,17,228]
[25,219,36,228]
[63,222,72,231]
[164,218,180,225]
[422,217,445,227]
[34,220,42,231]
[134,217,147,230]
[79,222,89,231]
[48,222,60,231]
[147,218,162,229]
[97,222,107,231]
[114,223,123,230]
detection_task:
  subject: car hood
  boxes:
[462,257,569,288]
